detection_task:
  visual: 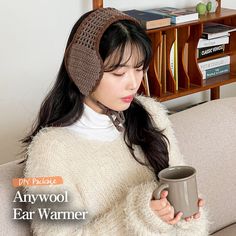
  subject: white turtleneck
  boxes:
[66,103,121,141]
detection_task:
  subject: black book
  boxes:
[197,44,225,58]
[202,22,236,39]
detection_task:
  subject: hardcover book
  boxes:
[144,7,198,24]
[123,9,171,30]
[197,36,229,49]
[202,64,230,79]
[198,56,230,72]
[202,23,236,39]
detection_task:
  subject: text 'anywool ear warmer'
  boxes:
[64,7,139,96]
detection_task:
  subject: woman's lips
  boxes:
[121,95,134,103]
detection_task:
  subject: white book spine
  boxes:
[198,56,230,72]
[170,44,174,76]
[197,36,229,48]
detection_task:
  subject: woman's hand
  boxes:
[150,190,183,225]
[184,198,205,222]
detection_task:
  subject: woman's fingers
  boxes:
[157,203,173,216]
[185,212,201,221]
[198,198,205,207]
[160,190,168,199]
[150,197,169,211]
[184,198,204,221]
[168,212,183,225]
[193,212,201,219]
[185,216,192,222]
[151,191,204,224]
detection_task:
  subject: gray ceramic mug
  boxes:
[153,165,199,218]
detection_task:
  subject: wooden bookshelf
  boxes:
[93,1,236,102]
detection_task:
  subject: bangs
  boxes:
[103,40,151,72]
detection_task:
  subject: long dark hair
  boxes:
[21,9,169,179]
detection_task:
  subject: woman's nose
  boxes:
[127,70,138,90]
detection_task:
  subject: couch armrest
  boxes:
[169,97,236,234]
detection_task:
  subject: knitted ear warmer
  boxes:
[64,8,139,132]
[64,7,139,96]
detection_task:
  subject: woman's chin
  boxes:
[113,103,132,112]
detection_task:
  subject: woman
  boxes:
[22,7,208,235]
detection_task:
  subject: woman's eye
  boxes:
[136,68,143,72]
[136,66,144,72]
[112,72,125,77]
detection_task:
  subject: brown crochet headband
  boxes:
[64,7,139,96]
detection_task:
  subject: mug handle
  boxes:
[152,183,169,200]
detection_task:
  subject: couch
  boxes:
[0,97,236,235]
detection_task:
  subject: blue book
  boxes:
[144,7,198,24]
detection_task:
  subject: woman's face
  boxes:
[84,44,144,113]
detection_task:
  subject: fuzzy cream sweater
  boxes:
[24,96,208,236]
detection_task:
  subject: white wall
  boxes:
[0,0,235,164]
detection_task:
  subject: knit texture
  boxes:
[64,8,139,96]
[24,96,208,235]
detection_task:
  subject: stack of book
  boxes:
[197,22,236,79]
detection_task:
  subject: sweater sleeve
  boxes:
[138,96,209,236]
[24,128,176,236]
[81,181,176,236]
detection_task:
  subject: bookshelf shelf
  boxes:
[92,1,236,101]
[159,74,236,102]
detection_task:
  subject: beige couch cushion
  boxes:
[211,223,236,236]
[169,97,236,234]
[0,159,30,236]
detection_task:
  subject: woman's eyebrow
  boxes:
[117,61,144,68]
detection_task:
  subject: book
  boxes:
[202,64,230,79]
[170,42,175,78]
[144,7,198,24]
[198,56,230,72]
[174,29,178,90]
[202,22,236,39]
[158,39,163,82]
[170,29,178,90]
[123,9,171,30]
[161,34,167,93]
[197,44,225,59]
[183,43,189,73]
[197,36,229,48]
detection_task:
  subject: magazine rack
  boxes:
[93,0,236,102]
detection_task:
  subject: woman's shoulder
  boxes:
[29,127,67,147]
[26,127,71,159]
[136,95,170,130]
[24,127,79,180]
